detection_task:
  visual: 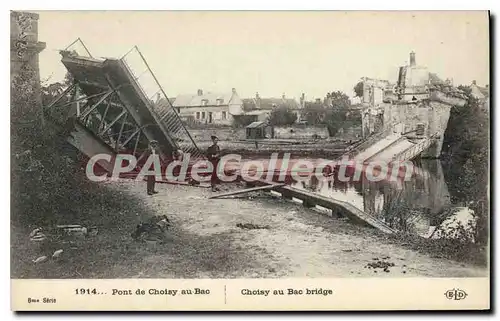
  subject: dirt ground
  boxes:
[12,180,487,279]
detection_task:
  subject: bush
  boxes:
[11,64,135,229]
[378,190,419,234]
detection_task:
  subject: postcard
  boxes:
[10,10,490,311]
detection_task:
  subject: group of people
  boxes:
[138,135,221,195]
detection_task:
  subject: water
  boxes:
[285,159,476,240]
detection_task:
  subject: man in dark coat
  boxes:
[137,140,161,195]
[207,135,221,192]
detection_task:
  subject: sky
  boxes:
[36,11,489,100]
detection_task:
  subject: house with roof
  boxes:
[240,93,303,123]
[171,88,243,125]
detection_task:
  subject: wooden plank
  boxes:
[158,181,211,189]
[136,177,211,189]
[209,183,286,199]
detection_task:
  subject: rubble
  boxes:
[236,223,271,230]
[58,225,88,237]
[32,256,48,264]
[29,227,41,238]
[365,260,396,271]
[131,215,172,242]
[29,224,98,250]
[29,228,47,242]
[52,249,63,259]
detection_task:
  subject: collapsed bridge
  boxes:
[44,39,205,173]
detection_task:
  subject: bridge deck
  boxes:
[354,133,403,162]
[276,185,397,234]
[365,138,416,162]
[240,179,397,234]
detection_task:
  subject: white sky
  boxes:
[36,11,489,100]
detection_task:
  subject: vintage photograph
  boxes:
[11,10,489,287]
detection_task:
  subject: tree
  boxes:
[323,109,347,137]
[40,72,74,106]
[354,81,364,98]
[323,91,351,136]
[326,91,351,109]
[232,115,256,128]
[301,90,355,136]
[442,85,489,245]
[302,101,326,125]
[268,106,298,126]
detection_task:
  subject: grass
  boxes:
[11,180,264,279]
[386,232,488,267]
[375,191,488,267]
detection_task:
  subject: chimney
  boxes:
[315,98,321,104]
[472,80,477,85]
[326,95,333,107]
[409,51,416,67]
[255,92,261,109]
[300,93,305,108]
[197,89,203,96]
[282,93,286,100]
[156,93,161,102]
[232,88,236,94]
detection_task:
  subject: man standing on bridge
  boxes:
[207,135,221,192]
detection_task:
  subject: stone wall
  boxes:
[11,11,45,83]
[362,78,392,106]
[188,125,336,142]
[273,125,330,140]
[382,101,452,158]
[10,11,45,120]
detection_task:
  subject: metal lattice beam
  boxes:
[80,90,115,120]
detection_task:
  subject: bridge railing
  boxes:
[392,133,438,162]
[63,37,93,58]
[120,46,205,160]
[343,121,399,160]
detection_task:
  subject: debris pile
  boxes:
[131,215,171,242]
[29,228,47,242]
[28,224,98,264]
[365,257,395,273]
[428,83,468,100]
[57,225,98,238]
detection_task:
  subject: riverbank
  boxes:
[195,139,354,159]
[11,180,487,279]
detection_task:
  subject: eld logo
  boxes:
[444,288,468,300]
